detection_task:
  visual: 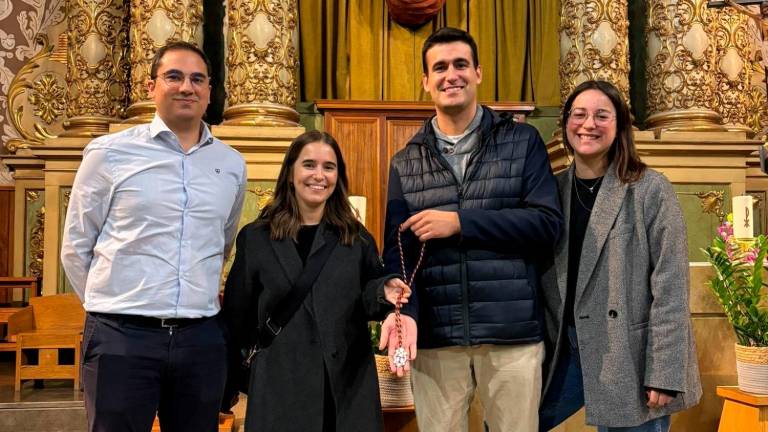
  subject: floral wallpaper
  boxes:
[0,0,66,183]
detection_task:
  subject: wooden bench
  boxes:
[0,277,39,346]
[0,277,38,302]
[7,293,85,392]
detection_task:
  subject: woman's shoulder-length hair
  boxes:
[257,130,361,246]
[561,80,647,184]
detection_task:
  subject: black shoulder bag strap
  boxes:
[244,234,339,365]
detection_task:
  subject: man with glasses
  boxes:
[379,28,562,431]
[61,41,246,432]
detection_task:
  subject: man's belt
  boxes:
[90,312,212,329]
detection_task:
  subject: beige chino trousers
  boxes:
[411,342,545,432]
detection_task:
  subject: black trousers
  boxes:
[82,313,227,432]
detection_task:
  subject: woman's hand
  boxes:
[646,389,674,409]
[378,312,418,377]
[383,278,411,305]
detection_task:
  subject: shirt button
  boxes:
[443,147,454,155]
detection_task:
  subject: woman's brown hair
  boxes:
[257,130,360,245]
[561,80,646,183]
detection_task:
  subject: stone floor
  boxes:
[0,352,247,432]
[0,352,86,432]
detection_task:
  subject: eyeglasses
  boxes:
[568,109,615,126]
[155,71,209,88]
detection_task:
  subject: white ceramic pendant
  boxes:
[393,346,408,368]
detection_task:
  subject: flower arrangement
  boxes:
[703,214,768,347]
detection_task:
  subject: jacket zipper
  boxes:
[424,142,473,345]
[421,111,503,346]
[457,129,494,345]
[455,184,469,345]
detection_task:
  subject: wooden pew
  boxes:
[0,277,39,350]
[7,293,85,392]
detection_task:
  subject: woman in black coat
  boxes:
[221,130,409,432]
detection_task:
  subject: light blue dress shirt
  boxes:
[61,115,247,318]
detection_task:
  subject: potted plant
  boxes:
[703,215,768,394]
[369,321,414,407]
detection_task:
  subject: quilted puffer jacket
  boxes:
[383,106,563,348]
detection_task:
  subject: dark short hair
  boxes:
[421,27,479,74]
[149,41,212,79]
[258,130,361,246]
[561,80,646,184]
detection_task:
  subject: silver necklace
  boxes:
[574,175,603,194]
[573,175,599,212]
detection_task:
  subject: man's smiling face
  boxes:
[147,48,211,128]
[422,41,482,116]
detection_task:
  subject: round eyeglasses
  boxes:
[156,71,209,88]
[568,109,615,126]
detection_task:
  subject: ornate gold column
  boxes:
[713,5,753,134]
[646,0,725,132]
[745,7,768,135]
[559,0,630,104]
[223,0,300,126]
[124,0,204,123]
[60,0,129,137]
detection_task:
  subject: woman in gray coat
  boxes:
[221,131,409,431]
[538,80,701,431]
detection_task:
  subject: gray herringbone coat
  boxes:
[540,164,702,427]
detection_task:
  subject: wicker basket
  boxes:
[735,344,768,395]
[375,354,414,408]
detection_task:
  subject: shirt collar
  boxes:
[431,105,484,143]
[149,114,214,151]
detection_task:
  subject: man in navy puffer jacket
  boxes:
[379,27,562,432]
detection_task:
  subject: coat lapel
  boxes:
[555,167,573,308]
[270,222,339,288]
[307,223,330,259]
[574,162,627,309]
[270,232,303,287]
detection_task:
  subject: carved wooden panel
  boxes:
[385,118,425,223]
[328,116,383,241]
[318,101,535,248]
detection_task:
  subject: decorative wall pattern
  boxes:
[126,0,203,121]
[744,5,768,135]
[0,0,66,156]
[713,6,751,130]
[226,0,297,107]
[220,181,274,283]
[6,34,67,152]
[646,0,723,130]
[674,184,730,262]
[559,0,630,104]
[24,189,44,278]
[58,187,72,293]
[64,0,130,136]
[224,0,299,125]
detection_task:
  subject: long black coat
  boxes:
[222,221,394,432]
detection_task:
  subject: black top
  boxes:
[565,175,603,326]
[295,224,319,265]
